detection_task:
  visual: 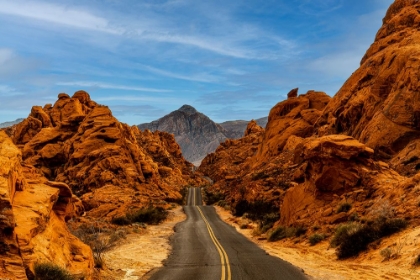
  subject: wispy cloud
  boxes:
[95,95,178,103]
[56,81,171,93]
[138,64,221,83]
[0,0,122,34]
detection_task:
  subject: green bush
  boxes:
[309,233,325,246]
[128,206,168,225]
[330,223,362,248]
[111,206,169,226]
[267,226,305,242]
[111,216,131,225]
[336,202,352,213]
[203,188,225,205]
[34,263,73,280]
[268,226,287,242]
[331,218,408,259]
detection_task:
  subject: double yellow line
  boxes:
[191,188,231,280]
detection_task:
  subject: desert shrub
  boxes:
[111,216,131,226]
[348,212,359,221]
[267,226,303,242]
[294,226,307,237]
[377,218,407,236]
[34,262,73,280]
[268,226,287,242]
[336,224,377,259]
[336,202,352,213]
[309,233,325,246]
[380,248,392,261]
[71,225,128,269]
[203,188,225,205]
[330,223,362,248]
[331,218,408,259]
[128,206,168,225]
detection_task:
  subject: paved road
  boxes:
[148,187,308,280]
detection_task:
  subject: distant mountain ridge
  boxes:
[0,118,24,128]
[138,105,267,165]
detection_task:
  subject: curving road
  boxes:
[147,188,308,280]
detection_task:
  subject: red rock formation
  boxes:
[257,91,331,161]
[316,0,420,169]
[199,1,420,236]
[0,131,93,279]
[8,91,202,221]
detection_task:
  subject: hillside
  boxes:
[0,118,24,128]
[198,0,420,266]
[0,91,203,279]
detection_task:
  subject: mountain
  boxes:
[0,118,24,128]
[199,0,420,261]
[219,117,268,139]
[138,105,267,165]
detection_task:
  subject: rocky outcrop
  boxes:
[7,92,202,221]
[218,117,268,139]
[138,105,268,165]
[0,131,93,279]
[316,0,420,170]
[257,90,331,161]
[199,1,420,235]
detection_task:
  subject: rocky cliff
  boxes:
[0,131,93,279]
[199,0,420,246]
[0,91,204,279]
[138,105,268,165]
[315,0,420,176]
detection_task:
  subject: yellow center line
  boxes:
[196,206,232,280]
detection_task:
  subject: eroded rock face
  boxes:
[316,0,420,169]
[0,131,93,280]
[199,1,420,233]
[257,91,331,160]
[9,92,201,220]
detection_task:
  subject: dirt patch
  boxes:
[215,206,420,280]
[99,206,186,280]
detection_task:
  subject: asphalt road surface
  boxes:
[148,187,308,280]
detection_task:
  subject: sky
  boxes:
[0,0,394,125]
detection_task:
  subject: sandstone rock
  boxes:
[0,131,93,279]
[257,91,331,160]
[315,0,420,170]
[10,92,203,221]
[287,88,298,99]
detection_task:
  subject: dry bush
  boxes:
[71,224,127,268]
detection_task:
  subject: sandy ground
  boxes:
[215,206,420,280]
[100,206,186,280]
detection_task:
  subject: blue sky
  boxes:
[0,0,394,125]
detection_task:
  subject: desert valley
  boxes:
[2,0,420,279]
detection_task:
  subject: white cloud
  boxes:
[56,81,171,93]
[0,0,122,34]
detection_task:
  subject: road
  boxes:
[148,187,308,280]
